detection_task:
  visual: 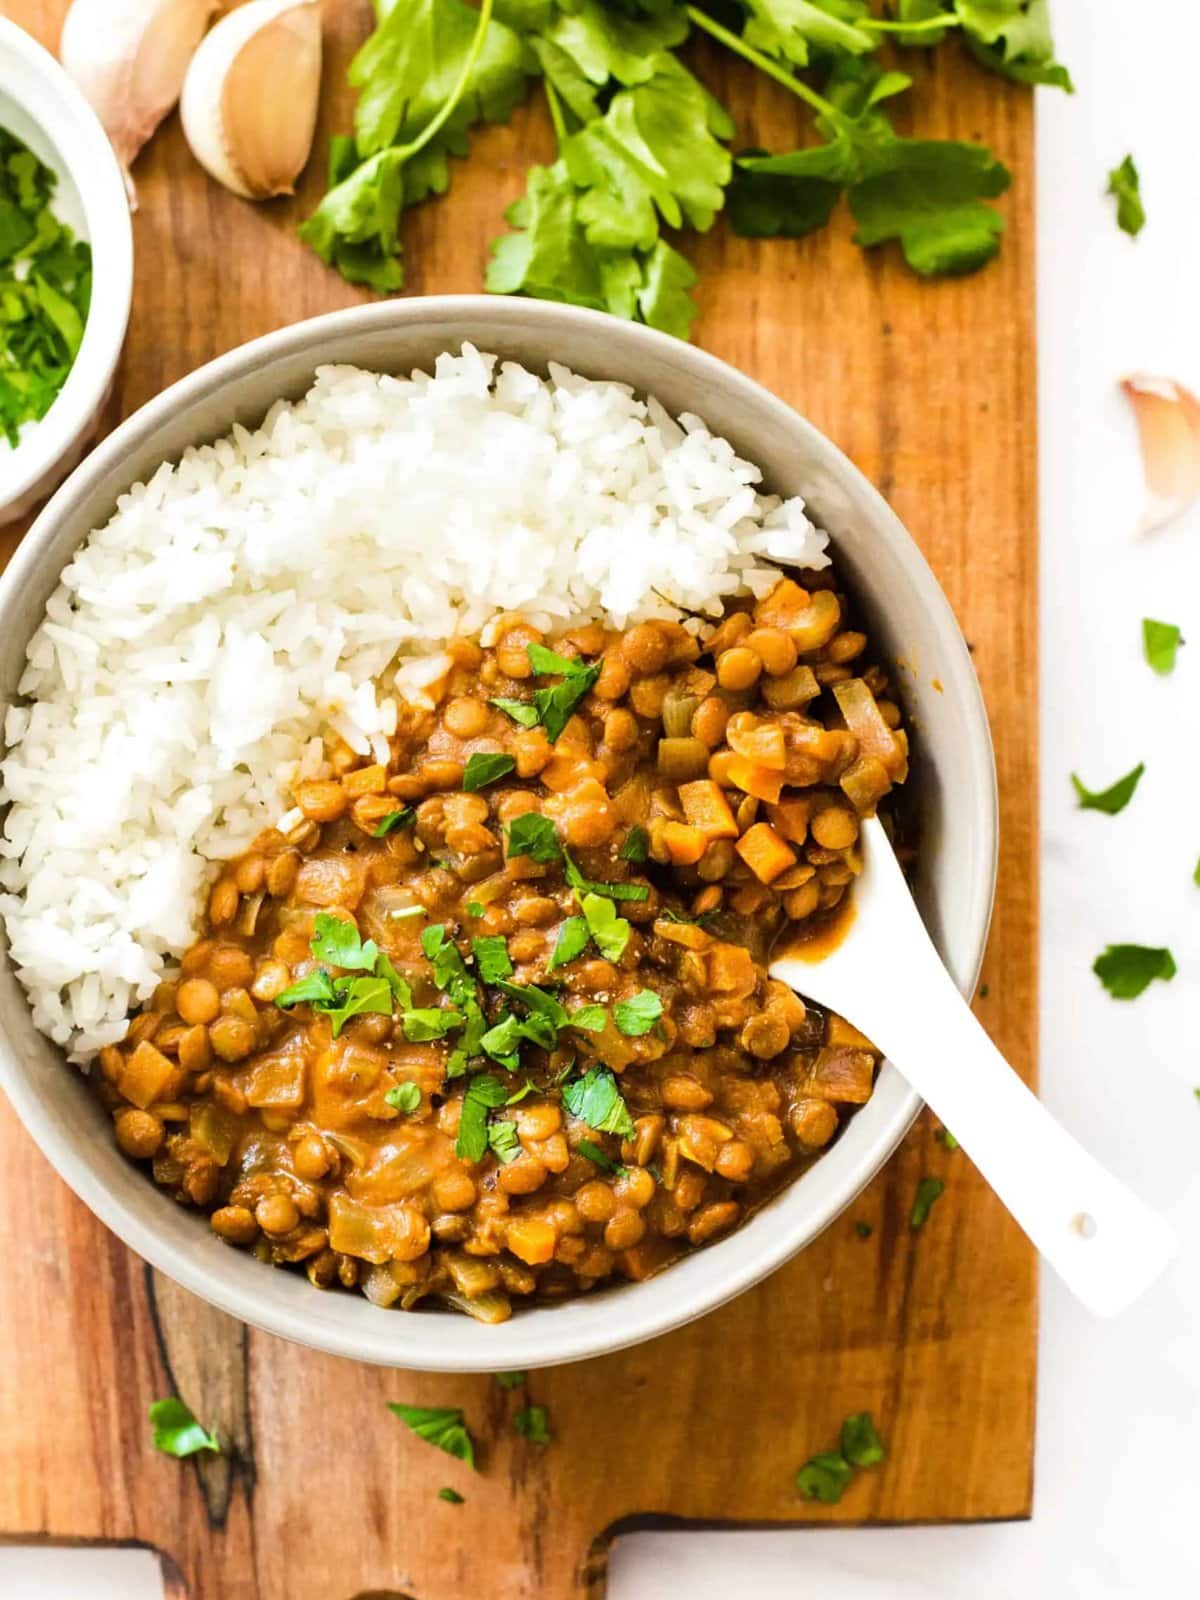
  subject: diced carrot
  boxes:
[767,796,810,846]
[705,942,757,997]
[118,1041,178,1110]
[653,917,711,951]
[725,720,787,770]
[677,779,739,840]
[661,821,707,866]
[723,754,784,804]
[753,577,811,630]
[735,821,798,884]
[505,1216,558,1266]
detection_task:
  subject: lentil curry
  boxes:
[98,574,909,1322]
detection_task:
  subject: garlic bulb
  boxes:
[60,0,218,188]
[180,0,322,200]
[1121,374,1200,533]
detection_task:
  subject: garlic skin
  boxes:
[180,0,323,201]
[1121,374,1200,533]
[60,0,219,187]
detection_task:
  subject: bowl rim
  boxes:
[0,17,133,512]
[0,295,997,1370]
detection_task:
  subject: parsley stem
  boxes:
[544,77,568,150]
[399,0,495,163]
[683,5,836,119]
[859,13,961,31]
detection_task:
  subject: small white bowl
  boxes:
[0,17,132,527]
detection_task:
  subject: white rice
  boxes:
[0,345,829,1059]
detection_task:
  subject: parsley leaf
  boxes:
[1093,944,1177,1001]
[514,1403,551,1444]
[377,951,414,1009]
[1107,154,1144,238]
[388,1402,477,1469]
[149,1397,219,1459]
[487,1118,522,1162]
[618,825,650,863]
[385,1081,422,1114]
[310,912,378,971]
[563,848,650,902]
[854,1220,873,1239]
[491,696,539,727]
[473,934,514,983]
[505,812,562,863]
[1143,618,1181,676]
[526,643,593,676]
[402,1007,465,1041]
[910,1175,945,1228]
[741,0,876,67]
[841,1411,886,1467]
[326,975,395,1036]
[796,1450,855,1504]
[456,1073,510,1161]
[438,1487,465,1503]
[495,1370,527,1389]
[613,988,663,1036]
[958,0,1073,92]
[422,924,475,1000]
[275,968,338,1010]
[463,751,517,790]
[495,978,570,1031]
[549,915,591,969]
[525,643,602,742]
[577,1137,620,1171]
[1070,762,1144,817]
[374,807,414,836]
[581,892,631,961]
[562,1064,636,1137]
[569,1004,608,1033]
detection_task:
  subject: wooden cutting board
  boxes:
[0,4,1038,1597]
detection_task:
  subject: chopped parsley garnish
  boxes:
[495,1371,527,1389]
[438,1487,465,1504]
[569,1004,608,1033]
[373,807,414,836]
[490,696,539,727]
[563,848,650,903]
[1107,154,1145,238]
[505,1079,537,1105]
[1071,762,1144,816]
[388,904,426,921]
[0,127,93,448]
[613,989,663,1037]
[910,1175,945,1229]
[853,1221,873,1240]
[487,1118,522,1162]
[466,900,485,918]
[456,1074,509,1162]
[577,1138,620,1172]
[309,912,378,971]
[472,934,513,983]
[505,812,562,863]
[384,1081,422,1114]
[795,1412,886,1504]
[525,643,601,742]
[274,913,418,1035]
[275,968,339,1010]
[327,976,395,1034]
[1093,944,1177,1000]
[388,1403,476,1469]
[149,1397,219,1458]
[422,924,473,999]
[402,1007,465,1041]
[562,1064,635,1139]
[494,978,570,1031]
[1194,859,1200,889]
[619,825,650,863]
[581,892,631,961]
[937,1127,959,1151]
[549,915,591,969]
[513,1404,551,1445]
[1143,618,1182,676]
[462,751,516,791]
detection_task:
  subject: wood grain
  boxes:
[0,3,1038,1597]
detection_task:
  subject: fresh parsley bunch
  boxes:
[302,0,1069,333]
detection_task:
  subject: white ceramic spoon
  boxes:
[770,815,1177,1318]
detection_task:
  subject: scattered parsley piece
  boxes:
[581,892,631,961]
[310,912,378,972]
[487,1118,522,1162]
[505,812,562,863]
[577,1137,620,1172]
[387,904,427,922]
[422,924,474,999]
[1194,859,1200,889]
[910,1175,945,1229]
[795,1450,855,1504]
[1143,618,1181,676]
[463,751,517,791]
[854,1221,873,1239]
[275,968,338,1010]
[466,900,485,917]
[549,915,591,970]
[563,847,650,902]
[388,1403,476,1469]
[618,824,650,863]
[1107,154,1145,237]
[526,644,601,742]
[937,1127,959,1152]
[473,934,514,983]
[438,1487,465,1504]
[1070,762,1144,817]
[1093,944,1177,1000]
[326,974,396,1037]
[496,1371,527,1389]
[402,1007,465,1041]
[841,1412,886,1468]
[514,1404,551,1445]
[613,988,663,1036]
[374,807,414,836]
[569,1004,608,1033]
[562,1064,635,1138]
[149,1397,219,1459]
[506,1078,538,1105]
[495,979,570,1031]
[385,1081,422,1114]
[377,951,414,1008]
[526,643,591,677]
[978,982,990,998]
[490,696,539,727]
[456,1074,510,1162]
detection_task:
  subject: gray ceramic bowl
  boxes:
[0,297,996,1371]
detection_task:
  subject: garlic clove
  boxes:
[180,0,323,201]
[60,0,219,194]
[1121,374,1200,533]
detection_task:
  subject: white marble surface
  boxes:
[4,2,1198,1594]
